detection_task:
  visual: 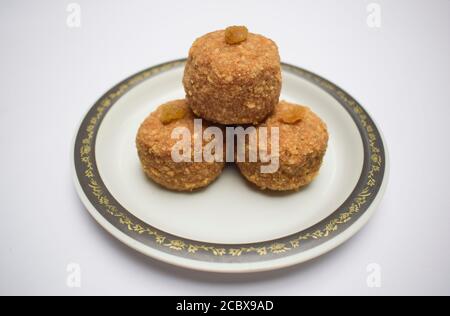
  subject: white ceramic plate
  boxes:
[73,60,388,273]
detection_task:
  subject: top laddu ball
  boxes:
[183,26,282,125]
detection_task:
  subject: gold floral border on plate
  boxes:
[75,60,385,260]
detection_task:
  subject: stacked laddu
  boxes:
[136,26,328,192]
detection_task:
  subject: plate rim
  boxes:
[72,59,389,273]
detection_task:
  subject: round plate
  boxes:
[73,59,388,273]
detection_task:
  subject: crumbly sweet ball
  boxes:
[225,26,248,44]
[136,99,224,191]
[183,28,282,125]
[236,101,329,191]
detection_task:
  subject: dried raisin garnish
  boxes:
[159,103,187,124]
[279,105,306,124]
[225,26,248,45]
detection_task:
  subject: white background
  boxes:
[0,0,449,296]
